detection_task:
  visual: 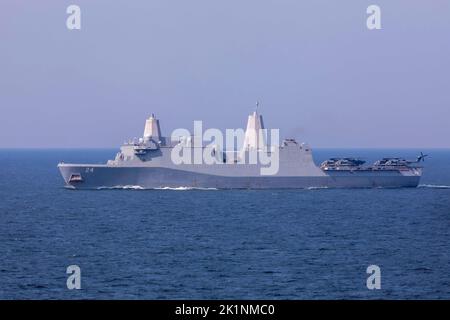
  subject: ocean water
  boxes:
[0,148,449,299]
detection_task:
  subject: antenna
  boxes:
[255,100,260,113]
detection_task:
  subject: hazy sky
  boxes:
[1,0,449,148]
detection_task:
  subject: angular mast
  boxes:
[242,102,265,151]
[143,113,162,141]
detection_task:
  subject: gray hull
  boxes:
[58,165,421,189]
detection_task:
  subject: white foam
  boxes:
[154,186,191,191]
[418,184,450,189]
[122,185,145,190]
[307,186,329,190]
[154,186,218,191]
[97,185,218,191]
[97,185,145,190]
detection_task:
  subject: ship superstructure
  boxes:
[58,112,423,189]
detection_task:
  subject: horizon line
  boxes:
[1,146,449,150]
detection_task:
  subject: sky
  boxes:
[0,0,449,148]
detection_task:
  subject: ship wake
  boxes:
[96,185,218,191]
[418,184,450,189]
[154,186,218,191]
[97,185,146,190]
[307,186,329,190]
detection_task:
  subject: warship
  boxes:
[58,111,424,189]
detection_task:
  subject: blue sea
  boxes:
[0,148,449,299]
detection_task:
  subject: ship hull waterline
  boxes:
[58,164,421,190]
